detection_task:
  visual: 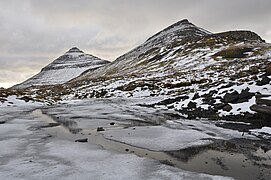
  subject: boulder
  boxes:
[256,75,270,86]
[250,105,271,115]
[256,98,271,106]
[223,91,239,103]
[223,104,233,112]
[187,101,197,109]
[238,88,254,103]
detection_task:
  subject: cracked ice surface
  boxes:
[0,105,232,180]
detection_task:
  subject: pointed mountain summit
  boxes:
[14,47,110,89]
[146,19,211,43]
[75,19,212,79]
[65,47,84,53]
[72,19,268,89]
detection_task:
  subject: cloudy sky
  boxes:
[1,0,271,88]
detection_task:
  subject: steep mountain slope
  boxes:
[79,19,212,78]
[14,47,109,89]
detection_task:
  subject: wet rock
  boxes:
[223,91,239,103]
[223,104,232,112]
[97,127,105,132]
[75,138,88,143]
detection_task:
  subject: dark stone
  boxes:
[19,96,34,102]
[249,66,259,75]
[125,149,129,152]
[238,88,254,103]
[97,127,105,132]
[256,98,271,106]
[250,104,271,115]
[213,103,225,110]
[256,75,271,86]
[109,122,115,126]
[223,91,239,103]
[261,76,271,85]
[223,104,232,112]
[156,95,189,106]
[0,121,6,124]
[266,63,271,75]
[187,101,197,109]
[209,90,218,96]
[75,138,88,143]
[192,93,200,100]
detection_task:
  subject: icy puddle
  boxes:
[33,100,271,180]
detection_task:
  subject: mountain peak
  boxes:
[66,47,84,54]
[146,19,211,43]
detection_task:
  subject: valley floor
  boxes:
[0,98,270,180]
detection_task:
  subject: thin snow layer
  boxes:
[0,95,42,107]
[257,127,271,134]
[0,106,232,180]
[103,120,250,151]
[250,127,271,139]
[14,50,109,88]
[19,67,94,86]
[218,96,256,116]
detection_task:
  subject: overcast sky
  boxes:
[1,0,271,88]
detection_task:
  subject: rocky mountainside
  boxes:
[5,19,271,122]
[57,19,270,122]
[78,19,212,78]
[13,47,109,89]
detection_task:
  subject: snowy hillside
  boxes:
[57,19,270,122]
[6,19,271,121]
[13,47,109,89]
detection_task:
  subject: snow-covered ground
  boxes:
[0,103,234,180]
[1,98,270,179]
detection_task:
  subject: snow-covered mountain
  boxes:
[6,19,271,121]
[78,19,212,78]
[14,47,109,89]
[59,19,270,121]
